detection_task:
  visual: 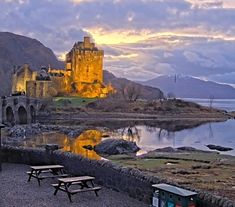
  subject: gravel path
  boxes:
[0,163,148,207]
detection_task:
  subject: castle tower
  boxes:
[65,36,104,91]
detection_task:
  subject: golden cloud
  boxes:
[84,28,157,45]
[84,27,235,46]
[58,52,67,61]
[105,53,139,61]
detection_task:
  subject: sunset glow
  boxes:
[85,27,235,46]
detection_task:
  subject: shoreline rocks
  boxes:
[142,146,213,155]
[7,124,42,138]
[5,123,93,139]
[206,144,233,152]
[94,139,140,155]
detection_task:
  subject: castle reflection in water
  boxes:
[22,130,102,160]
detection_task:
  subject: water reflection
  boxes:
[114,126,177,150]
[22,130,102,160]
[118,126,176,146]
[62,130,102,160]
[108,120,235,156]
[5,120,235,158]
[121,126,140,143]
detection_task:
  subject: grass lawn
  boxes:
[53,96,97,107]
[107,152,235,200]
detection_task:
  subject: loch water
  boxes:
[7,119,235,158]
[183,98,235,111]
[4,99,235,158]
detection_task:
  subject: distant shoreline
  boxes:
[40,111,232,121]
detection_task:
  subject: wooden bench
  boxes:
[27,165,69,186]
[52,176,101,202]
[70,187,101,195]
[51,181,81,188]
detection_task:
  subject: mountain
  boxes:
[103,70,164,100]
[141,75,235,99]
[0,32,163,99]
[0,32,63,95]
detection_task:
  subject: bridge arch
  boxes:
[1,96,40,125]
[18,106,28,124]
[6,106,15,126]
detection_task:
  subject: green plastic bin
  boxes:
[152,183,197,207]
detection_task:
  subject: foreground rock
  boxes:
[140,146,218,160]
[206,144,233,152]
[142,146,212,154]
[94,139,140,155]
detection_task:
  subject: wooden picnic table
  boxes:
[27,165,69,186]
[52,176,101,202]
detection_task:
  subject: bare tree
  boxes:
[120,82,127,100]
[209,95,214,109]
[119,83,141,102]
[125,84,141,102]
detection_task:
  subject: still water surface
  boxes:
[17,119,235,159]
[184,98,235,111]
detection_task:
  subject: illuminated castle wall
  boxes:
[66,36,103,85]
[12,37,113,98]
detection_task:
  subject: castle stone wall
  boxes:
[50,76,66,96]
[26,81,52,98]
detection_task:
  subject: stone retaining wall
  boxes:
[2,146,235,207]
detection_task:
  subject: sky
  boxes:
[1,0,235,84]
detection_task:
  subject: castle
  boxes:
[12,37,113,98]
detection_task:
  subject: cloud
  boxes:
[0,0,235,85]
[183,51,217,68]
[3,0,29,4]
[186,0,235,9]
[69,0,97,4]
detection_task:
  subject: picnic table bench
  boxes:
[27,165,69,186]
[52,176,101,202]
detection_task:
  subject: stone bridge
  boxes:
[0,96,41,126]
